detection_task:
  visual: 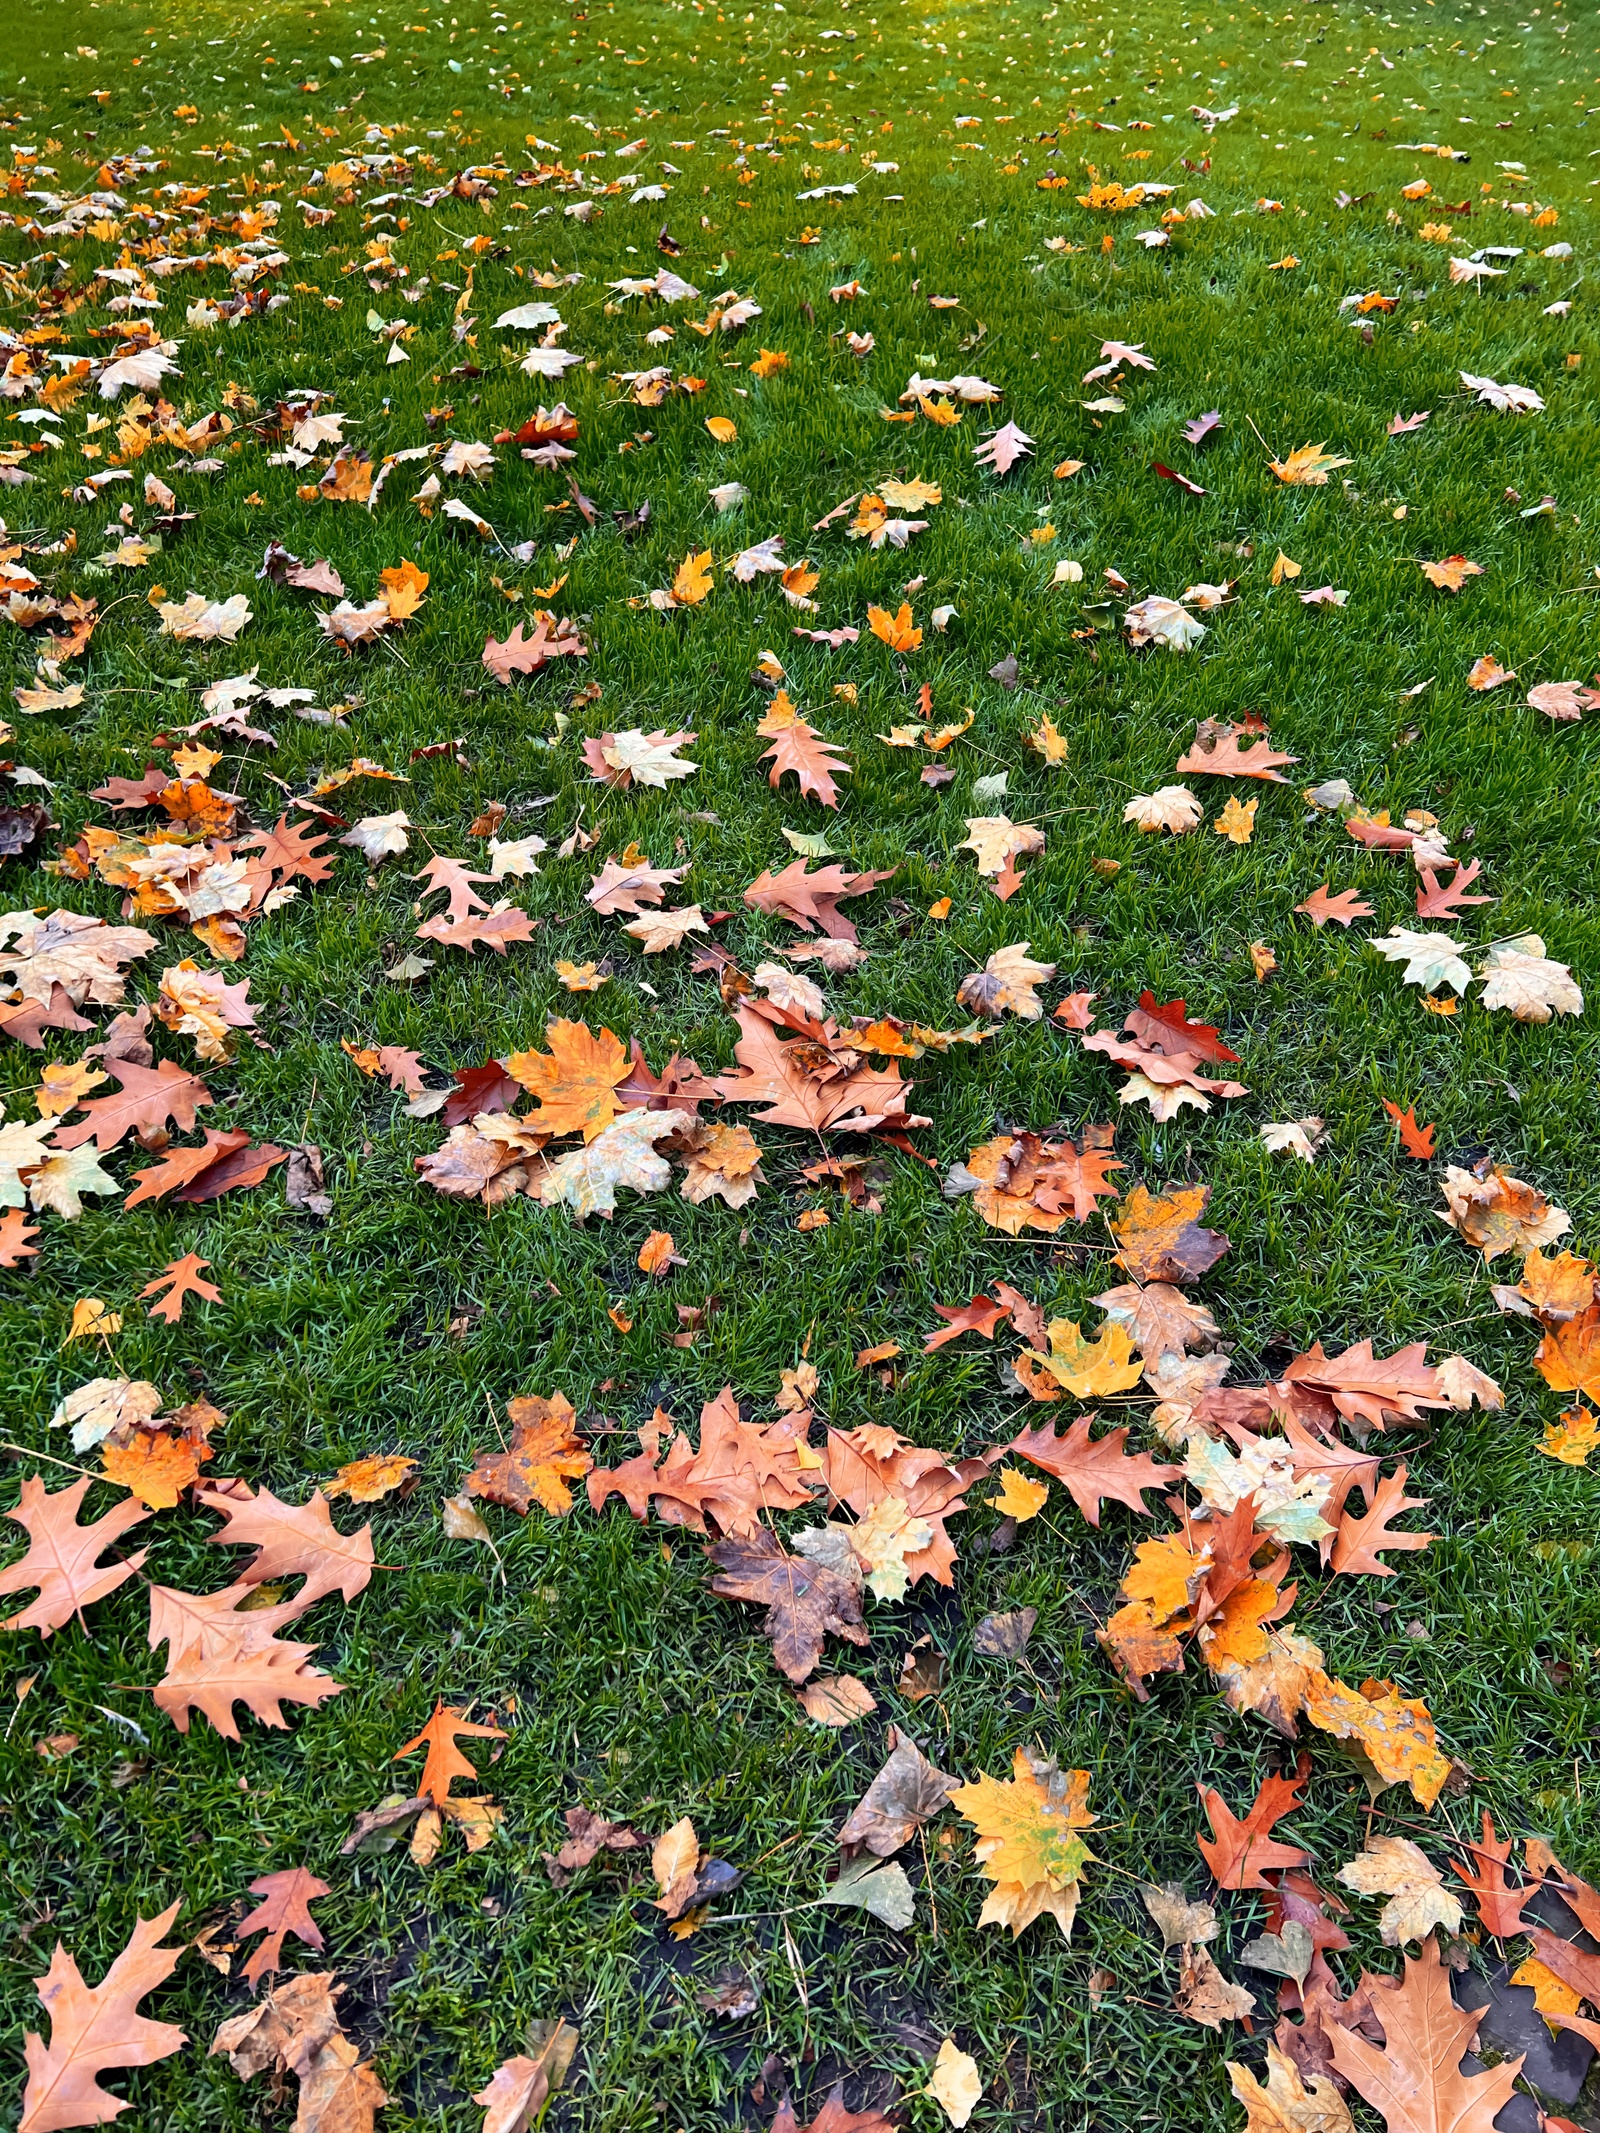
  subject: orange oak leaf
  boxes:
[1296,884,1374,929]
[1122,994,1241,1064]
[153,1642,343,1738]
[1006,1415,1179,1525]
[50,1058,213,1154]
[759,714,851,808]
[0,1208,40,1264]
[394,1700,508,1805]
[237,1867,330,1986]
[1450,1813,1528,1940]
[138,1253,221,1325]
[1279,1341,1447,1432]
[196,1482,375,1608]
[1382,1102,1436,1159]
[1415,860,1492,920]
[924,1295,1011,1351]
[743,859,893,942]
[465,1391,593,1516]
[20,1903,187,2133]
[508,1020,631,1142]
[1196,1758,1311,1890]
[1175,728,1299,781]
[237,815,335,888]
[1328,1936,1523,2133]
[0,1475,150,1637]
[588,1388,813,1537]
[123,1130,253,1210]
[1329,1467,1434,1576]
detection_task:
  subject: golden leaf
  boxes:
[507,1020,630,1142]
[986,1468,1050,1523]
[1024,1320,1143,1399]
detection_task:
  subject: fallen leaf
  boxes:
[20,1903,187,2133]
[925,2039,983,2129]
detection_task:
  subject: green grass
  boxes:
[1,0,1599,2126]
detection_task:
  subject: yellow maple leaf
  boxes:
[986,1468,1050,1523]
[916,394,963,427]
[1026,714,1069,767]
[950,1748,1096,1939]
[1269,443,1353,487]
[1024,1319,1143,1399]
[1214,795,1258,846]
[1302,1672,1450,1807]
[748,348,789,379]
[508,1019,630,1142]
[1119,1532,1208,1624]
[672,550,715,605]
[1539,1407,1599,1467]
[325,1453,418,1502]
[379,558,430,618]
[867,601,922,653]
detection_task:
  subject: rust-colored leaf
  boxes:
[465,1391,593,1516]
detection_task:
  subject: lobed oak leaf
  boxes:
[1330,1468,1434,1577]
[138,1253,220,1325]
[1177,728,1299,782]
[760,716,851,808]
[1449,1814,1528,1940]
[1527,680,1600,723]
[1197,1760,1311,1890]
[46,1058,212,1155]
[395,1700,508,1805]
[197,1481,375,1607]
[1007,1413,1177,1524]
[237,1867,330,1987]
[19,1903,187,2133]
[974,420,1034,476]
[1381,1102,1435,1158]
[1,1475,150,1637]
[153,1641,342,1738]
[1296,883,1373,929]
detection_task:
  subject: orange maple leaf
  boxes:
[508,1020,631,1141]
[867,601,922,653]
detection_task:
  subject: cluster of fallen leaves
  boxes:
[0,81,1593,2133]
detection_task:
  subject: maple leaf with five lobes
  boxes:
[1022,1319,1144,1400]
[959,815,1046,880]
[465,1390,593,1516]
[19,1903,187,2133]
[1477,934,1583,1022]
[957,942,1056,1021]
[27,1144,123,1222]
[1125,598,1206,653]
[1370,928,1472,995]
[950,1748,1096,1939]
[1418,554,1484,593]
[866,602,922,653]
[530,1107,692,1220]
[670,549,715,605]
[624,905,710,954]
[1338,1837,1462,1949]
[1227,2045,1353,2133]
[509,1021,631,1141]
[707,1527,869,1682]
[1270,442,1353,486]
[1124,785,1202,834]
[581,728,698,790]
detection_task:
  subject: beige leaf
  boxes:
[959,814,1045,878]
[622,906,709,953]
[798,1675,878,1726]
[1259,1118,1326,1164]
[957,942,1057,1021]
[1124,785,1202,835]
[1336,1835,1463,1947]
[926,2039,983,2129]
[1227,2042,1355,2133]
[652,1815,699,1895]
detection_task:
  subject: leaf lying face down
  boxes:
[707,1527,869,1682]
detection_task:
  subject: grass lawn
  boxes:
[1,0,1599,2127]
